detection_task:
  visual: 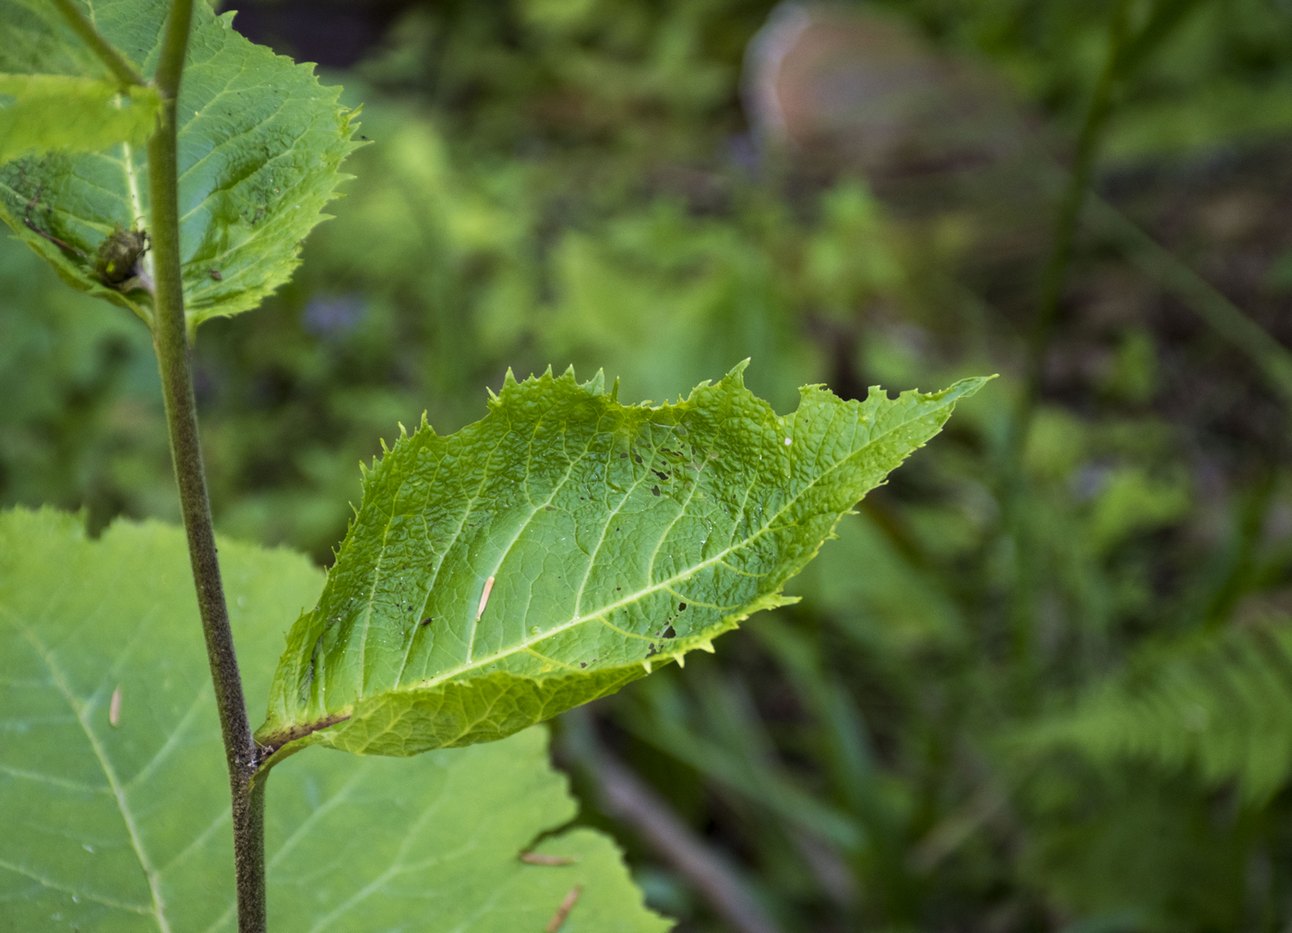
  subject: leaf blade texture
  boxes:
[258,366,989,758]
[0,508,666,931]
[0,0,358,323]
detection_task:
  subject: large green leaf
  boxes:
[0,509,666,931]
[258,365,988,760]
[0,0,358,325]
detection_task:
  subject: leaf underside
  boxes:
[0,509,666,932]
[258,365,989,760]
[0,0,358,324]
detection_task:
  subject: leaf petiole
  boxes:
[49,0,147,88]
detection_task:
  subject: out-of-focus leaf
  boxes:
[0,509,666,931]
[0,0,358,325]
[0,74,159,161]
[257,365,989,760]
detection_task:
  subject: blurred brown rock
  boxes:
[743,2,1035,181]
[742,0,1065,307]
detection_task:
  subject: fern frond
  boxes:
[1021,617,1292,805]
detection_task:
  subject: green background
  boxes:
[4,0,1292,928]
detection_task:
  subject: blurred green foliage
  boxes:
[5,0,1292,929]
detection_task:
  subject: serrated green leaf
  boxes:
[0,508,667,931]
[0,74,160,161]
[258,365,989,759]
[0,0,359,325]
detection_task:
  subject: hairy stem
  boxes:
[50,0,147,88]
[147,1,266,930]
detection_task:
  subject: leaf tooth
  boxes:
[672,652,685,669]
[696,639,716,654]
[641,659,653,674]
[726,358,752,382]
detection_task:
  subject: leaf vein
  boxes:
[417,401,934,688]
[0,857,153,915]
[17,625,173,933]
[570,432,655,617]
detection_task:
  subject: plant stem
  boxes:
[559,710,781,933]
[997,0,1132,679]
[147,1,266,930]
[1087,195,1292,408]
[1002,0,1131,465]
[50,0,147,88]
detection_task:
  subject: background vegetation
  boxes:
[4,0,1292,929]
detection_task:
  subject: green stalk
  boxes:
[50,0,147,88]
[998,0,1132,678]
[1088,196,1292,408]
[54,0,268,926]
[1003,0,1132,464]
[146,1,266,930]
